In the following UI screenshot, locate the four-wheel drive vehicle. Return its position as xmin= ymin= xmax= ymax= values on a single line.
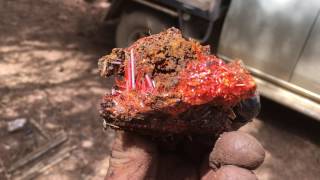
xmin=105 ymin=0 xmax=320 ymax=121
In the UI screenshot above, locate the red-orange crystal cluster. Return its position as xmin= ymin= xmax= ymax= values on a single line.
xmin=176 ymin=54 xmax=256 ymax=107
xmin=111 ymin=50 xmax=255 ymax=112
xmin=99 ymin=28 xmax=256 ymax=134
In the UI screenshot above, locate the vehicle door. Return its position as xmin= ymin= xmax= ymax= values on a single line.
xmin=217 ymin=0 xmax=320 ymax=82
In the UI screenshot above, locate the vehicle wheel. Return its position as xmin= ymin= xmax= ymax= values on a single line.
xmin=116 ymin=10 xmax=172 ymax=48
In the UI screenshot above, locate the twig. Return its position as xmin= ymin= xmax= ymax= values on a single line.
xmin=14 ymin=145 xmax=76 ymax=180
xmin=8 ymin=131 xmax=68 ymax=173
xmin=29 ymin=119 xmax=51 ymax=140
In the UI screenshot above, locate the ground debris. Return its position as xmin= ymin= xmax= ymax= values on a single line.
xmin=7 ymin=118 xmax=27 ymax=132
xmin=8 ymin=131 xmax=68 ymax=173
xmin=29 ymin=119 xmax=51 ymax=140
xmin=13 ymin=145 xmax=76 ymax=180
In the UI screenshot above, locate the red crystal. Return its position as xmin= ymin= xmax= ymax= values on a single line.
xmin=99 ymin=27 xmax=256 ymax=119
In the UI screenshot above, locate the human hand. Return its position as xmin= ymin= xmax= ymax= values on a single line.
xmin=105 ymin=130 xmax=264 ymax=180
xmin=105 ymin=95 xmax=264 ymax=180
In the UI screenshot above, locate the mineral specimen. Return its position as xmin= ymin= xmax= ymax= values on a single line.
xmin=98 ymin=28 xmax=256 ymax=136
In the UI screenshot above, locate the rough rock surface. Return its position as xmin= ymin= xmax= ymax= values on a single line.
xmin=98 ymin=28 xmax=256 ymax=136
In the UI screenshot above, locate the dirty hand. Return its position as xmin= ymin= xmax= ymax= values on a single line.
xmin=106 ymin=130 xmax=264 ymax=180
xmin=106 ymin=96 xmax=265 ymax=180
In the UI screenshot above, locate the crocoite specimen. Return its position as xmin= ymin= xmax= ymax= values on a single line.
xmin=98 ymin=28 xmax=256 ymax=135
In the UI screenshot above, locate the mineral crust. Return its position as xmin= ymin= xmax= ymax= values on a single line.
xmin=98 ymin=28 xmax=256 ymax=136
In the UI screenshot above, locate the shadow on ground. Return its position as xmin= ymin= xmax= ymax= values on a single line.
xmin=0 ymin=0 xmax=117 ymax=179
xmin=241 ymin=97 xmax=320 ymax=180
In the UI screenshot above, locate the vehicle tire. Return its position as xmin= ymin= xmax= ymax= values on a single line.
xmin=116 ymin=10 xmax=172 ymax=48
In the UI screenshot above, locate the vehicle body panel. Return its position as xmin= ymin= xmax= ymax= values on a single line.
xmin=104 ymin=0 xmax=126 ymax=20
xmin=217 ymin=0 xmax=320 ymax=120
xmin=291 ymin=12 xmax=320 ymax=94
xmin=217 ymin=0 xmax=320 ymax=81
xmin=157 ymin=0 xmax=210 ymax=19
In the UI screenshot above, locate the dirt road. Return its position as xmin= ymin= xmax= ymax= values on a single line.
xmin=0 ymin=0 xmax=115 ymax=179
xmin=243 ymin=98 xmax=320 ymax=180
xmin=0 ymin=0 xmax=319 ymax=179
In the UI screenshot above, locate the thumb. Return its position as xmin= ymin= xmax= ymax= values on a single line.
xmin=209 ymin=131 xmax=265 ymax=170
xmin=200 ymin=131 xmax=264 ymax=180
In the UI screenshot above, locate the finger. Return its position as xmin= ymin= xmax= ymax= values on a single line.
xmin=106 ymin=131 xmax=158 ymax=180
xmin=201 ymin=165 xmax=257 ymax=180
xmin=209 ymin=131 xmax=265 ymax=170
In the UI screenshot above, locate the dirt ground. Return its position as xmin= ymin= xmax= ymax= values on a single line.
xmin=0 ymin=0 xmax=115 ymax=179
xmin=0 ymin=0 xmax=319 ymax=180
xmin=242 ymin=98 xmax=320 ymax=180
